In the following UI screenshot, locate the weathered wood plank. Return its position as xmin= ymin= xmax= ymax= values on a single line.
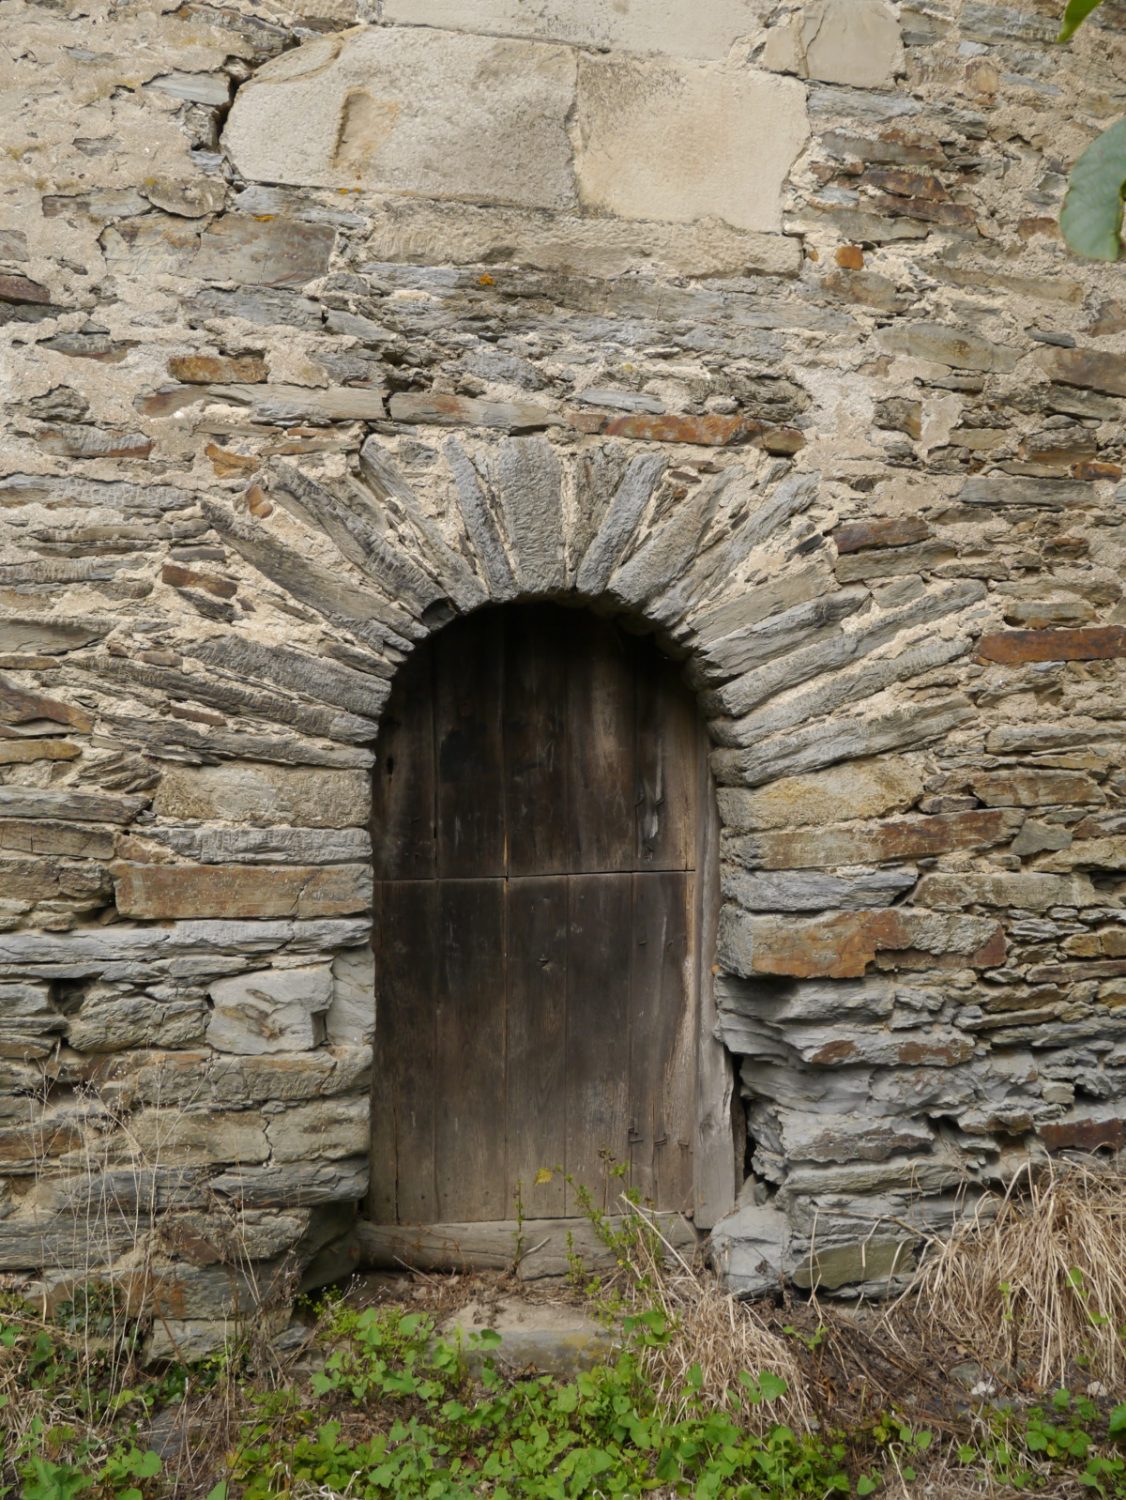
xmin=370 ymin=604 xmax=721 ymax=1229
xmin=372 ymin=645 xmax=436 ymax=881
xmin=565 ymin=874 xmax=631 ymax=1212
xmin=436 ymin=879 xmax=507 ymax=1220
xmin=693 ymin=760 xmax=739 ymax=1230
xmin=630 ymin=872 xmax=695 ymax=1213
xmin=374 ymin=881 xmax=438 ymax=1223
xmin=506 ymin=878 xmax=568 ymax=1217
xmin=435 ymin=610 xmax=505 ymax=877
xmin=503 ymin=611 xmax=570 ymax=877
xmin=566 ymin=613 xmax=636 ymax=873
xmin=636 ymin=645 xmax=697 ymax=870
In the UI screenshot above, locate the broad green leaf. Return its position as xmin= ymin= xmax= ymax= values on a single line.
xmin=757 ymin=1370 xmax=789 ymax=1402
xmin=1061 ymin=116 xmax=1126 ymax=261
xmin=1059 ymin=0 xmax=1106 ymax=42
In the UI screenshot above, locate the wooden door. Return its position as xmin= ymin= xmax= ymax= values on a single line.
xmin=369 ymin=604 xmax=725 ymax=1228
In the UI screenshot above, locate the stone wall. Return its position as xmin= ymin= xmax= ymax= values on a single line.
xmin=1 ymin=0 xmax=1125 ymax=1336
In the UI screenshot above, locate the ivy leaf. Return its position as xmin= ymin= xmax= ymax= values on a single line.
xmin=1061 ymin=117 xmax=1126 ymax=261
xmin=1059 ymin=0 xmax=1106 ymax=42
xmin=1109 ymin=1403 xmax=1126 ymax=1437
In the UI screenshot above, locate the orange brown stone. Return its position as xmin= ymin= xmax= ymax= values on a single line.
xmin=832 ymin=515 xmax=932 ymax=554
xmin=977 ymin=626 xmax=1126 ymax=664
xmin=161 ymin=562 xmax=238 ymax=599
xmin=168 ymin=353 xmax=267 ymax=384
xmin=749 ymin=909 xmax=1005 ymax=980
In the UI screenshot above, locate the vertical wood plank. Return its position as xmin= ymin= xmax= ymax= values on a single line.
xmin=504 ymin=609 xmax=571 ymax=878
xmin=374 ymin=881 xmax=439 ymax=1223
xmin=636 ymin=647 xmax=698 ymax=872
xmin=371 ymin=645 xmax=436 ymax=881
xmin=506 ymin=877 xmax=568 ymax=1217
xmin=565 ymin=874 xmax=632 ymax=1212
xmin=435 ymin=879 xmax=508 ymax=1221
xmin=629 ymin=872 xmax=696 ymax=1212
xmin=435 ymin=610 xmax=506 ymax=877
xmin=566 ymin=614 xmax=636 ymax=874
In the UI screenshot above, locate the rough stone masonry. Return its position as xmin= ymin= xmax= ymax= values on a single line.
xmin=0 ymin=0 xmax=1124 ymax=1348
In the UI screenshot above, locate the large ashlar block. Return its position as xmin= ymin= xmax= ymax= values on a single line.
xmin=222 ymin=28 xmax=578 ymax=209
xmin=382 ymin=0 xmax=760 ymax=61
xmin=574 ymin=56 xmax=808 ymax=232
xmin=223 ymin=25 xmax=808 ymax=234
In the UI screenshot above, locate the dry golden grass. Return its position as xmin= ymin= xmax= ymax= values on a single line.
xmin=603 ymin=1197 xmax=816 ymax=1435
xmin=893 ymin=1154 xmax=1126 ymax=1390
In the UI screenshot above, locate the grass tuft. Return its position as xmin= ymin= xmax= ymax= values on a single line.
xmin=593 ymin=1195 xmax=815 ymax=1435
xmin=894 ymin=1154 xmax=1126 ymax=1390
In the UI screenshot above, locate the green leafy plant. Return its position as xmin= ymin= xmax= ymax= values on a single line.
xmin=1057 ymin=0 xmax=1126 ymax=260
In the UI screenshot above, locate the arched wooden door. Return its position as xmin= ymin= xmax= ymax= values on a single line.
xmin=368 ymin=604 xmax=730 ymax=1235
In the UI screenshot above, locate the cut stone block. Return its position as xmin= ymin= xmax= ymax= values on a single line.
xmin=207 ymin=965 xmax=334 ymax=1054
xmin=762 ymin=0 xmax=904 ymax=88
xmin=575 ymin=56 xmax=808 ymax=232
xmin=383 ymin=0 xmax=760 ymax=61
xmin=223 ymin=28 xmax=577 ymax=210
xmin=440 ymin=1295 xmax=616 ymax=1376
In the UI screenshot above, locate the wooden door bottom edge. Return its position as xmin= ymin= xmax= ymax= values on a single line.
xmin=357 ymin=1215 xmax=700 ymax=1281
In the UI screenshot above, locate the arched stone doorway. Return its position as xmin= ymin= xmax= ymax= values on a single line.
xmin=365 ymin=603 xmax=735 ymax=1255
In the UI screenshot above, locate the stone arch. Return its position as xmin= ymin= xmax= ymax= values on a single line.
xmin=3 ymin=0 xmax=1123 ymax=1350
xmin=181 ymin=430 xmax=998 ymax=1291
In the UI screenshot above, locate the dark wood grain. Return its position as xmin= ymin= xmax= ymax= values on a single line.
xmin=506 ymin=877 xmax=568 ymax=1217
xmin=566 ymin=612 xmax=636 ymax=874
xmin=631 ymin=872 xmax=696 ymax=1212
xmin=375 ymin=880 xmax=438 ymax=1222
xmin=503 ymin=614 xmax=570 ymax=877
xmin=692 ymin=757 xmax=738 ymax=1229
xmin=565 ymin=873 xmax=632 ymax=1212
xmin=435 ymin=878 xmax=508 ymax=1220
xmin=636 ymin=647 xmax=697 ymax=871
xmin=435 ymin=609 xmax=505 ymax=878
xmin=371 ymin=646 xmax=435 ymax=881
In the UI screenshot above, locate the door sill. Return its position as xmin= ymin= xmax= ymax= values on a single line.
xmin=357 ymin=1214 xmax=699 ymax=1280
